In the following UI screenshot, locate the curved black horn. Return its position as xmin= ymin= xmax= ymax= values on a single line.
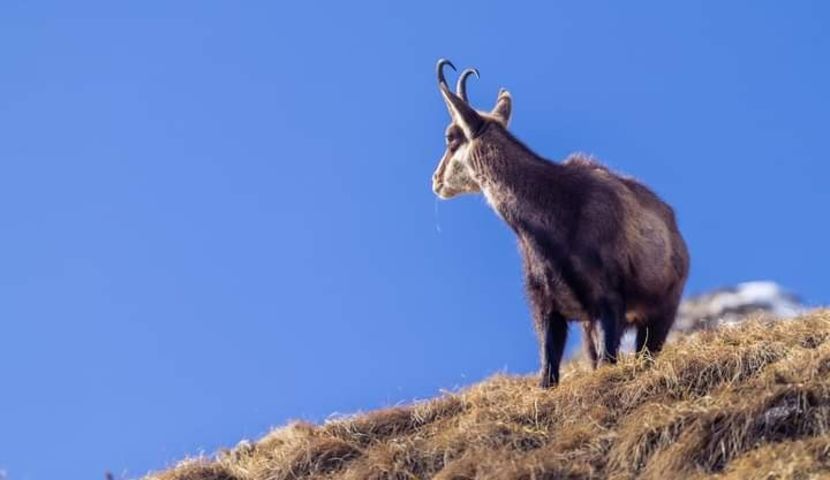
xmin=436 ymin=58 xmax=456 ymax=90
xmin=436 ymin=59 xmax=484 ymax=137
xmin=456 ymin=68 xmax=480 ymax=103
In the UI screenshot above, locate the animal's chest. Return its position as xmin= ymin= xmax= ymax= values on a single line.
xmin=520 ymin=238 xmax=589 ymax=321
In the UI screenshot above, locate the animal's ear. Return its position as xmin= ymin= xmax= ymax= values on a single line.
xmin=491 ymin=88 xmax=512 ymax=127
xmin=440 ymin=86 xmax=485 ymax=139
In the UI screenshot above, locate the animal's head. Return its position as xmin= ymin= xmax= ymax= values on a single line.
xmin=432 ymin=59 xmax=513 ymax=199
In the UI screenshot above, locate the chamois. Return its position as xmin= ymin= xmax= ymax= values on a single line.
xmin=431 ymin=59 xmax=690 ymax=388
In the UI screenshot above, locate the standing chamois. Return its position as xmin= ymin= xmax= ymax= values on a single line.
xmin=431 ymin=59 xmax=690 ymax=388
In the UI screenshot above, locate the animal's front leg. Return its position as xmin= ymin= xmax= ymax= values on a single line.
xmin=598 ymin=302 xmax=623 ymax=365
xmin=539 ymin=312 xmax=568 ymax=388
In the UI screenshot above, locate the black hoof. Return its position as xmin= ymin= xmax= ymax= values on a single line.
xmin=539 ymin=372 xmax=557 ymax=389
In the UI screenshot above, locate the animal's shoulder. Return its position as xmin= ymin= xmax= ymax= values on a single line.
xmin=562 ymin=153 xmax=608 ymax=172
xmin=561 ymin=153 xmax=672 ymax=212
xmin=562 ymin=153 xmax=653 ymax=194
xmin=560 ymin=153 xmax=626 ymax=191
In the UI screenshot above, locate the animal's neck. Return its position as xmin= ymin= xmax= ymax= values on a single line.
xmin=470 ymin=131 xmax=564 ymax=234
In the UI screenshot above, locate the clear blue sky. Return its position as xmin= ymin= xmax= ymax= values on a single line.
xmin=1 ymin=1 xmax=828 ymax=478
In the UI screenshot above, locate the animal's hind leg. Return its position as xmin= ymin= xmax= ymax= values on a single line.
xmin=582 ymin=322 xmax=599 ymax=369
xmin=636 ymin=313 xmax=673 ymax=357
xmin=539 ymin=312 xmax=568 ymax=388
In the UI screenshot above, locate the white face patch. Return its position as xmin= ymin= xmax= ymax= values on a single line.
xmin=433 ymin=141 xmax=482 ymax=199
xmin=451 ymin=143 xmax=469 ymax=167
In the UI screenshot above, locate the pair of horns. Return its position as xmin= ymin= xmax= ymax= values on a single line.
xmin=437 ymin=58 xmax=494 ymax=138
xmin=436 ymin=58 xmax=512 ymax=137
xmin=436 ymin=59 xmax=479 ymax=103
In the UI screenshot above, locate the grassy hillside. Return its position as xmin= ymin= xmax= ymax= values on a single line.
xmin=149 ymin=310 xmax=830 ymax=479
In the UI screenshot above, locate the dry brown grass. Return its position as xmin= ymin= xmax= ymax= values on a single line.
xmin=147 ymin=310 xmax=830 ymax=480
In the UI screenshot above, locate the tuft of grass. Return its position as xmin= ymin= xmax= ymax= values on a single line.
xmin=147 ymin=310 xmax=830 ymax=479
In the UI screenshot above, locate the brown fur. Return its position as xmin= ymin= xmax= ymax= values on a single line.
xmin=432 ymin=61 xmax=690 ymax=387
